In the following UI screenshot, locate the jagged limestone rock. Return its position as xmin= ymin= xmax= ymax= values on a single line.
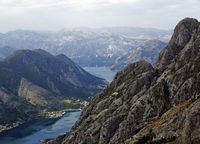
xmin=46 ymin=18 xmax=200 ymax=144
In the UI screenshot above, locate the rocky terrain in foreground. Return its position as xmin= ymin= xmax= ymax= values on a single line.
xmin=46 ymin=18 xmax=200 ymax=144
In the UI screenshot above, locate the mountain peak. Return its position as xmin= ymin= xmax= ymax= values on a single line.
xmin=1 ymin=49 xmax=105 ymax=99
xmin=56 ymin=54 xmax=72 ymax=61
xmin=0 ymin=48 xmax=106 ymax=131
xmin=33 ymin=49 xmax=52 ymax=54
xmin=172 ymin=17 xmax=199 ymax=46
xmin=3 ymin=49 xmax=53 ymax=63
xmin=47 ymin=18 xmax=200 ymax=144
xmin=156 ymin=18 xmax=199 ymax=71
xmin=176 ymin=17 xmax=199 ymax=31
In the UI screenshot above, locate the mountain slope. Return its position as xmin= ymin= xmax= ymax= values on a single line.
xmin=46 ymin=18 xmax=200 ymax=144
xmin=0 ymin=49 xmax=106 ymax=130
xmin=110 ymin=39 xmax=166 ymax=71
xmin=0 ymin=49 xmax=105 ymax=100
xmin=0 ymin=46 xmax=15 ymax=59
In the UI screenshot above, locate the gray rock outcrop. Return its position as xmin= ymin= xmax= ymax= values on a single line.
xmin=46 ymin=18 xmax=200 ymax=144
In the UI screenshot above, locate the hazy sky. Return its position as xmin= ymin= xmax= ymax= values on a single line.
xmin=0 ymin=0 xmax=200 ymax=32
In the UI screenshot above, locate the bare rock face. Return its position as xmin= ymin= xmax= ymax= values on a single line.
xmin=0 ymin=88 xmax=37 ymax=124
xmin=18 ymin=78 xmax=61 ymax=107
xmin=156 ymin=18 xmax=199 ymax=71
xmin=47 ymin=18 xmax=200 ymax=144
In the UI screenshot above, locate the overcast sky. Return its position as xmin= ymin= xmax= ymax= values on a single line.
xmin=0 ymin=0 xmax=199 ymax=32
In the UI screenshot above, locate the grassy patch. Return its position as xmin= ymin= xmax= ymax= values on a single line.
xmin=61 ymin=99 xmax=80 ymax=109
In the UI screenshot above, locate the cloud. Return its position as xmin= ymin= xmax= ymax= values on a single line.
xmin=0 ymin=0 xmax=138 ymax=8
xmin=0 ymin=0 xmax=199 ymax=32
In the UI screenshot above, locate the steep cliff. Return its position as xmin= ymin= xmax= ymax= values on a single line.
xmin=46 ymin=18 xmax=200 ymax=144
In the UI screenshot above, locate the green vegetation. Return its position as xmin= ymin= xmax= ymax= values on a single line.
xmin=38 ymin=98 xmax=81 ymax=118
xmin=61 ymin=99 xmax=81 ymax=109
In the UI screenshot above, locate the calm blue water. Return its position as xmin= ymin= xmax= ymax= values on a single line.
xmin=0 ymin=111 xmax=80 ymax=144
xmin=83 ymin=67 xmax=116 ymax=82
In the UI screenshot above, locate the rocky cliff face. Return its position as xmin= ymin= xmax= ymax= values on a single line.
xmin=47 ymin=18 xmax=200 ymax=144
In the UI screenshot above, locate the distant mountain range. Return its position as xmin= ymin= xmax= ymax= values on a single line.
xmin=0 ymin=49 xmax=105 ymax=127
xmin=110 ymin=39 xmax=166 ymax=71
xmin=0 ymin=28 xmax=171 ymax=67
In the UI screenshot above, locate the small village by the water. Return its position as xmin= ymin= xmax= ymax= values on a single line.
xmin=0 ymin=121 xmax=23 ymax=133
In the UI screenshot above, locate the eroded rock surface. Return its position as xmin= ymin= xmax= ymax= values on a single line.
xmin=47 ymin=18 xmax=200 ymax=144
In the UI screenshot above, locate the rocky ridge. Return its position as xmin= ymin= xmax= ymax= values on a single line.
xmin=46 ymin=18 xmax=200 ymax=144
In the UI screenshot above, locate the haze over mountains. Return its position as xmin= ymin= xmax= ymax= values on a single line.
xmin=110 ymin=39 xmax=166 ymax=71
xmin=0 ymin=27 xmax=171 ymax=68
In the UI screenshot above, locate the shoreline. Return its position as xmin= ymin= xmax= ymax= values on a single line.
xmin=0 ymin=111 xmax=81 ymax=144
xmin=0 ymin=109 xmax=81 ymax=134
xmin=0 ymin=121 xmax=24 ymax=133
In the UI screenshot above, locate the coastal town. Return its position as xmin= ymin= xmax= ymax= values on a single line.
xmin=0 ymin=121 xmax=23 ymax=133
xmin=43 ymin=99 xmax=88 ymax=119
xmin=45 ymin=111 xmax=66 ymax=119
xmin=0 ymin=99 xmax=87 ymax=134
